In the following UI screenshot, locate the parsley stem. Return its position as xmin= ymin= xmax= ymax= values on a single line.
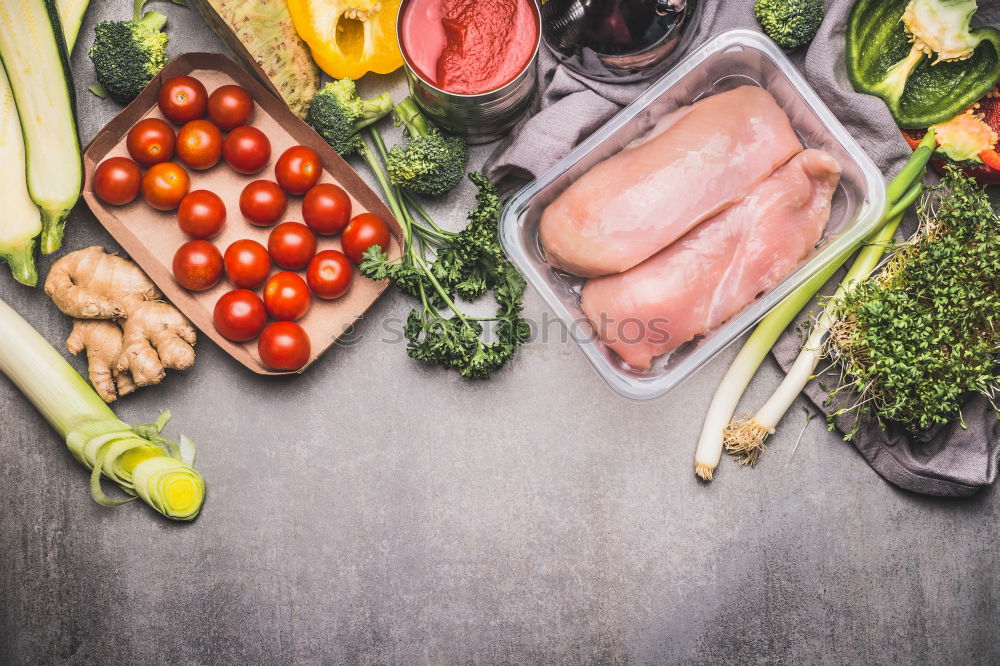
xmin=361 ymin=128 xmax=467 ymax=323
xmin=359 ymin=135 xmax=409 ymax=243
xmin=403 ymin=191 xmax=450 ymax=235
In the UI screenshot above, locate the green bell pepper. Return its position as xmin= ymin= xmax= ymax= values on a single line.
xmin=847 ymin=0 xmax=1000 ymax=128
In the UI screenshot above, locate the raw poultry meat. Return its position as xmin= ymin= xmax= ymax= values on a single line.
xmin=580 ymin=149 xmax=842 ymax=370
xmin=539 ymin=85 xmax=803 ymax=277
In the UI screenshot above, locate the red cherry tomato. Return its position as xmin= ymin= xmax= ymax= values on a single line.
xmin=126 ymin=118 xmax=175 ymax=167
xmin=207 ymin=84 xmax=254 ymax=131
xmin=267 ymin=221 xmax=317 ymax=270
xmin=213 ymin=289 xmax=268 ymax=342
xmin=223 ymin=126 xmax=271 ymax=175
xmin=141 ymin=162 xmax=190 ymax=211
xmin=224 ymin=238 xmax=271 ymax=289
xmin=93 ymin=157 xmax=142 ymax=206
xmin=274 ymin=145 xmax=321 ymax=195
xmin=172 ymin=240 xmax=223 ymax=291
xmin=239 ymin=180 xmax=287 ymax=227
xmin=341 ymin=213 xmax=391 ymax=264
xmin=306 ymin=250 xmax=353 ymax=300
xmin=258 ymin=321 xmax=311 ymax=371
xmin=177 ymin=190 xmax=226 ymax=239
xmin=157 ymin=76 xmax=208 ymax=125
xmin=302 ymin=183 xmax=352 ymax=235
xmin=263 ymin=271 xmax=311 ymax=321
xmin=175 ymin=119 xmax=223 ymax=171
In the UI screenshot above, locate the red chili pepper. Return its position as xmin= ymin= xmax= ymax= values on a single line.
xmin=901 ymin=91 xmax=1000 ymax=186
xmin=978 ymin=148 xmax=1000 ymax=171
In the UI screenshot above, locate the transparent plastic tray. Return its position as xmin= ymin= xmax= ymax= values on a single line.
xmin=499 ymin=29 xmax=887 ymax=400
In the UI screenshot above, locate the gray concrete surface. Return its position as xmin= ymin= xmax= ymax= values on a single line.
xmin=1 ymin=4 xmax=998 ymax=665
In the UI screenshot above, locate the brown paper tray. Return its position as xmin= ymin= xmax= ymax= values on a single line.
xmin=82 ymin=52 xmax=403 ymax=375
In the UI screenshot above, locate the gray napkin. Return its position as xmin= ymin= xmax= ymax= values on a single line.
xmin=487 ymin=0 xmax=1000 ymax=496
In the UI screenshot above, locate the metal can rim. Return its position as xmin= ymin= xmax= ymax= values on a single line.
xmin=395 ymin=0 xmax=543 ymax=100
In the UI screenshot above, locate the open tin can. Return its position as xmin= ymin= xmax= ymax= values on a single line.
xmin=396 ymin=0 xmax=542 ymax=144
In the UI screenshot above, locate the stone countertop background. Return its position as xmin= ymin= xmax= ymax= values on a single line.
xmin=1 ymin=4 xmax=997 ymax=665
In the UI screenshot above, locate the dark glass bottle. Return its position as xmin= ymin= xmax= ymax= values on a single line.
xmin=542 ymin=0 xmax=698 ymax=82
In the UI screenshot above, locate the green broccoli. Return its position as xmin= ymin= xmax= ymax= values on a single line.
xmin=88 ymin=0 xmax=171 ymax=104
xmin=386 ymin=97 xmax=469 ymax=197
xmin=306 ymin=79 xmax=394 ymax=156
xmin=754 ymin=0 xmax=824 ymax=50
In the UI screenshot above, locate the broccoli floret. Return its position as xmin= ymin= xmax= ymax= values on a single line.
xmin=754 ymin=0 xmax=824 ymax=50
xmin=307 ymin=78 xmax=394 ymax=156
xmin=386 ymin=97 xmax=468 ymax=197
xmin=88 ymin=0 xmax=170 ymax=104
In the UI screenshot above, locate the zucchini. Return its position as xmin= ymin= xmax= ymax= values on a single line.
xmin=57 ymin=0 xmax=90 ymax=51
xmin=0 ymin=0 xmax=81 ymax=255
xmin=0 ymin=63 xmax=41 ymax=286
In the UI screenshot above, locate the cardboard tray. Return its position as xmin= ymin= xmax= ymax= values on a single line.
xmin=82 ymin=52 xmax=403 ymax=375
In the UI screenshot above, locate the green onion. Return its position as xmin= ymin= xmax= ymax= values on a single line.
xmin=694 ymin=130 xmax=937 ymax=479
xmin=0 ymin=297 xmax=205 ymax=520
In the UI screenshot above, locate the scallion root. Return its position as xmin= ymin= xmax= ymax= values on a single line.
xmin=723 ymin=417 xmax=772 ymax=466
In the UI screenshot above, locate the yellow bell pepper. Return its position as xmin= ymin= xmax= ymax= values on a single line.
xmin=287 ymin=0 xmax=404 ymax=80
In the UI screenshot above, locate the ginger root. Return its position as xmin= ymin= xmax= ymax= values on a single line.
xmin=45 ymin=246 xmax=161 ymax=319
xmin=118 ymin=301 xmax=197 ymax=386
xmin=45 ymin=247 xmax=196 ymax=402
xmin=67 ymin=320 xmax=136 ymax=402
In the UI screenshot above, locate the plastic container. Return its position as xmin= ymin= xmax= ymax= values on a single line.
xmin=498 ymin=29 xmax=887 ymax=400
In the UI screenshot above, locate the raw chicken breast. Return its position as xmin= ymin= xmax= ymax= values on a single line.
xmin=539 ymin=85 xmax=804 ymax=277
xmin=581 ymin=149 xmax=842 ymax=371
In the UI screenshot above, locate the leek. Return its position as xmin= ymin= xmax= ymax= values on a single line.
xmin=694 ymin=130 xmax=937 ymax=479
xmin=0 ymin=297 xmax=205 ymax=520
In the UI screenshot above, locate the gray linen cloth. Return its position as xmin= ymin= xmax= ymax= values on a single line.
xmin=485 ymin=0 xmax=1000 ymax=496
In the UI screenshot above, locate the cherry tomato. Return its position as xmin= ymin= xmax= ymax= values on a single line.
xmin=263 ymin=271 xmax=311 ymax=321
xmin=141 ymin=162 xmax=190 ymax=211
xmin=213 ymin=289 xmax=267 ymax=342
xmin=207 ymin=84 xmax=254 ymax=131
xmin=224 ymin=239 xmax=271 ymax=289
xmin=173 ymin=240 xmax=223 ymax=291
xmin=239 ymin=180 xmax=287 ymax=227
xmin=93 ymin=157 xmax=142 ymax=206
xmin=258 ymin=321 xmax=311 ymax=371
xmin=267 ymin=221 xmax=317 ymax=270
xmin=306 ymin=250 xmax=353 ymax=300
xmin=175 ymin=119 xmax=223 ymax=171
xmin=341 ymin=213 xmax=391 ymax=264
xmin=274 ymin=145 xmax=321 ymax=195
xmin=126 ymin=118 xmax=175 ymax=167
xmin=177 ymin=190 xmax=226 ymax=239
xmin=302 ymin=183 xmax=352 ymax=235
xmin=158 ymin=76 xmax=208 ymax=125
xmin=223 ymin=126 xmax=271 ymax=175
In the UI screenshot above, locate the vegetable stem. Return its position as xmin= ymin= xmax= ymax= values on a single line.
xmin=725 ymin=208 xmax=909 ymax=462
xmin=394 ymin=97 xmax=429 ymax=137
xmin=695 ymin=131 xmax=937 ymax=479
xmin=0 ymin=297 xmax=204 ymax=519
xmin=404 ymin=191 xmax=449 ymax=235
